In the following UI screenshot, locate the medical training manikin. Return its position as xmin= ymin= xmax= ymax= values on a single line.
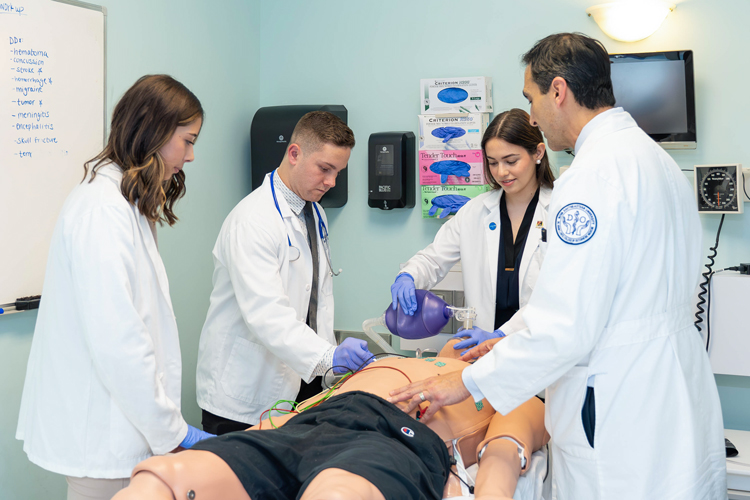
xmin=113 ymin=341 xmax=548 ymax=500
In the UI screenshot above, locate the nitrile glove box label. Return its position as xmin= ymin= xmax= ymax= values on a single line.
xmin=419 ymin=150 xmax=486 ymax=185
xmin=422 ymin=184 xmax=492 ymax=219
xmin=420 ymin=77 xmax=493 ymax=114
xmin=418 ymin=113 xmax=489 ymax=151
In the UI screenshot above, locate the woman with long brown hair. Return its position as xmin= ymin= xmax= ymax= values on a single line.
xmin=391 ymin=108 xmax=555 ymax=348
xmin=16 ymin=75 xmax=213 ymax=500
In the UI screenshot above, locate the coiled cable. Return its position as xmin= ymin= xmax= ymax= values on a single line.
xmin=694 ymin=214 xmax=725 ymax=351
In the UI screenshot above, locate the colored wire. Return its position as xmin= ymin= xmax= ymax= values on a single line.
xmin=259 ymin=353 xmax=410 ymax=429
xmin=338 ymin=364 xmax=414 ymax=388
xmin=259 ymin=399 xmax=297 ymax=430
xmin=322 ymin=352 xmax=408 ymax=388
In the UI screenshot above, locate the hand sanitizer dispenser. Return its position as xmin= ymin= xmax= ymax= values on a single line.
xmin=368 ymin=132 xmax=415 ymax=210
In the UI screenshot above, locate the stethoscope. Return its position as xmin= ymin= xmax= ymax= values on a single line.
xmin=270 ymin=170 xmax=341 ymax=277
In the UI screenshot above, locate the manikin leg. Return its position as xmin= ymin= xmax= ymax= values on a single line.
xmin=300 ymin=468 xmax=386 ymax=500
xmin=112 ymin=451 xmax=387 ymax=500
xmin=112 ymin=450 xmax=250 ymax=500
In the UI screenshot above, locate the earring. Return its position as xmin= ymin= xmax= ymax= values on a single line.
xmin=536 ymin=159 xmax=541 ymax=164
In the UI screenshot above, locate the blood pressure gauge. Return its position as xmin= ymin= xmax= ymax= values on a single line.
xmin=694 ymin=164 xmax=744 ymax=214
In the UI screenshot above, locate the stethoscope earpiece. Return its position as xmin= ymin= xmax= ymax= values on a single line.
xmin=288 ymin=246 xmax=301 ymax=262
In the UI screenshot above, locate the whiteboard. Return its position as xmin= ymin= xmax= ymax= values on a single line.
xmin=0 ymin=0 xmax=105 ymax=305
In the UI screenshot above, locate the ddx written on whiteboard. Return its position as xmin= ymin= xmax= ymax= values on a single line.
xmin=10 ymin=37 xmax=48 ymax=75
xmin=8 ymin=33 xmax=58 ymax=158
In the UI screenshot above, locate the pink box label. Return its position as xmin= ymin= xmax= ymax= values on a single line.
xmin=419 ymin=150 xmax=486 ymax=185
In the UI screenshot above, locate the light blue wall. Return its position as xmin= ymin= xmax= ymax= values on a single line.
xmin=0 ymin=0 xmax=260 ymax=498
xmin=2 ymin=0 xmax=750 ymax=498
xmin=258 ymin=0 xmax=750 ymax=430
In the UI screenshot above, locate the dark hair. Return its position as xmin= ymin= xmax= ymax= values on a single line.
xmin=290 ymin=111 xmax=355 ymax=152
xmin=84 ymin=74 xmax=204 ymax=226
xmin=522 ymin=32 xmax=615 ymax=110
xmin=481 ymin=108 xmax=555 ymax=191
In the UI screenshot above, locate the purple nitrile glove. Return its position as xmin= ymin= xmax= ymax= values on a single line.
xmin=333 ymin=337 xmax=374 ymax=374
xmin=452 ymin=327 xmax=506 ymax=354
xmin=180 ymin=425 xmax=215 ymax=449
xmin=390 ymin=273 xmax=417 ymax=316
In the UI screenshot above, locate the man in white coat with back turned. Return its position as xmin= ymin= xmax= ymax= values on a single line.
xmin=390 ymin=33 xmax=726 ymax=499
xmin=197 ymin=111 xmax=372 ymax=434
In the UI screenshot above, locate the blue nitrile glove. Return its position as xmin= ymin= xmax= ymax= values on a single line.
xmin=180 ymin=425 xmax=215 ymax=449
xmin=391 ymin=273 xmax=417 ymax=316
xmin=452 ymin=327 xmax=506 ymax=354
xmin=437 ymin=87 xmax=469 ymax=104
xmin=333 ymin=337 xmax=374 ymax=374
xmin=431 ymin=126 xmax=466 ymax=143
xmin=429 ymin=160 xmax=472 ymax=183
xmin=428 ymin=195 xmax=471 ymax=218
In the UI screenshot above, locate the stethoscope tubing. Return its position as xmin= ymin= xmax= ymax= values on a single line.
xmin=270 ymin=170 xmax=340 ymax=276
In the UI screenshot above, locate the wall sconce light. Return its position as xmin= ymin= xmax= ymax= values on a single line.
xmin=586 ymin=1 xmax=675 ymax=43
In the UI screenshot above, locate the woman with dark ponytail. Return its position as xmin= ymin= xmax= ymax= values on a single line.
xmin=392 ymin=108 xmax=554 ymax=348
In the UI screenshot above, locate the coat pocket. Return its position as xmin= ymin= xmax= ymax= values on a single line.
xmin=545 ymin=366 xmax=595 ymax=458
xmin=220 ymin=336 xmax=283 ymax=405
xmin=581 ymin=386 xmax=596 ymax=448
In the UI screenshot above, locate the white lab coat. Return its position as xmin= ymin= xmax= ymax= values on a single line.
xmin=469 ymin=109 xmax=726 ymax=499
xmin=16 ymin=164 xmax=187 ymax=478
xmin=196 ymin=173 xmax=335 ymax=425
xmin=401 ymin=186 xmax=552 ymax=333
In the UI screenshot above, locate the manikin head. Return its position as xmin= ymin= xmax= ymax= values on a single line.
xmin=277 ymin=111 xmax=355 ymax=203
xmin=521 ymin=33 xmax=615 ymax=151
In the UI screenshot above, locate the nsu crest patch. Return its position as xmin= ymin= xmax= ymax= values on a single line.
xmin=555 ymin=203 xmax=597 ymax=245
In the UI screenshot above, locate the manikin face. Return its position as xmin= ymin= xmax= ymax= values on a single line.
xmin=287 ymin=142 xmax=350 ymax=202
xmin=484 ymin=138 xmax=543 ymax=198
xmin=159 ymin=118 xmax=202 ymax=181
xmin=523 ymin=66 xmax=567 ymax=152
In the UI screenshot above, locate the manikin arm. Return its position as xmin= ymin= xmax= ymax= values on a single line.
xmin=438 ymin=339 xmax=549 ymax=500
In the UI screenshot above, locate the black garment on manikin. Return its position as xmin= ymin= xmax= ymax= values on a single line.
xmin=494 ymin=188 xmax=540 ymax=330
xmin=193 ymin=391 xmax=452 ymax=500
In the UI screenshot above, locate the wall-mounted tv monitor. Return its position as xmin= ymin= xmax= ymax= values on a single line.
xmin=609 ymin=50 xmax=696 ymax=149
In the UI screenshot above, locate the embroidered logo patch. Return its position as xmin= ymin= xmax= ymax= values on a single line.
xmin=555 ymin=203 xmax=597 ymax=245
xmin=401 ymin=427 xmax=415 ymax=438
xmin=475 ymin=401 xmax=484 ymax=411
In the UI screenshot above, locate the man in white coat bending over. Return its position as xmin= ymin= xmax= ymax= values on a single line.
xmin=197 ymin=111 xmax=372 ymax=434
xmin=390 ymin=33 xmax=726 ymax=499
